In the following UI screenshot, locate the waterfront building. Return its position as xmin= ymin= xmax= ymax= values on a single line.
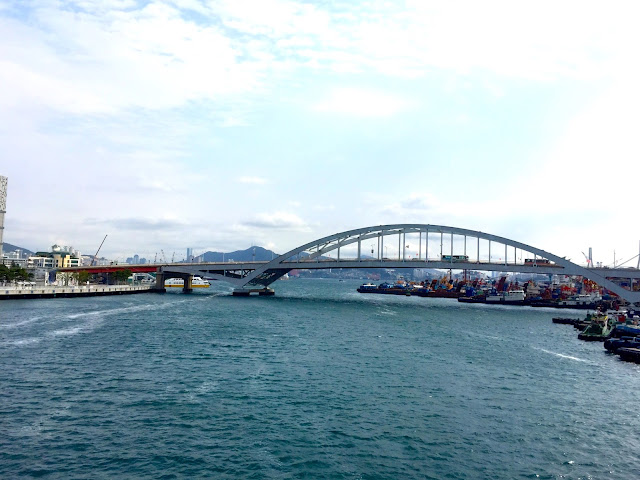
xmin=28 ymin=245 xmax=81 ymax=269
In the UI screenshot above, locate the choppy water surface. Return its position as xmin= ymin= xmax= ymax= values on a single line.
xmin=1 ymin=279 xmax=639 ymax=479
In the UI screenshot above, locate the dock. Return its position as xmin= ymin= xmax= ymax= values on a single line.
xmin=0 ymin=285 xmax=154 ymax=300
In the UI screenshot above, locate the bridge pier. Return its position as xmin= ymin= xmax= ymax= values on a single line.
xmin=232 ymin=287 xmax=275 ymax=297
xmin=154 ymin=272 xmax=166 ymax=293
xmin=183 ymin=275 xmax=193 ymax=294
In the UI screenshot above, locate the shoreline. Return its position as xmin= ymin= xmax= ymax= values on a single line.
xmin=0 ymin=284 xmax=156 ymax=300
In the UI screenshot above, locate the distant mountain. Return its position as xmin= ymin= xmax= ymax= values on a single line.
xmin=2 ymin=243 xmax=34 ymax=256
xmin=200 ymin=246 xmax=279 ymax=262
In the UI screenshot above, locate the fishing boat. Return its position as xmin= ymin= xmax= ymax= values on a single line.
xmin=164 ymin=276 xmax=210 ymax=288
xmin=485 ymin=289 xmax=525 ymax=304
xmin=558 ymin=293 xmax=602 ymax=308
xmin=357 ymin=282 xmax=410 ymax=295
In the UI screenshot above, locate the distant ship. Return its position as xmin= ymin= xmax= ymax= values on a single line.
xmin=165 ymin=276 xmax=210 ymax=288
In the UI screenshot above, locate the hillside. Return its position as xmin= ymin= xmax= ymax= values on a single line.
xmin=2 ymin=243 xmax=34 ymax=256
xmin=200 ymin=246 xmax=279 ymax=262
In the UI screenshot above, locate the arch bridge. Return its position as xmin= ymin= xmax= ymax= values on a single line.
xmin=158 ymin=224 xmax=640 ymax=304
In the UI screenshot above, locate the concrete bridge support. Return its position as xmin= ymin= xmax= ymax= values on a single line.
xmin=183 ymin=275 xmax=193 ymax=294
xmin=154 ymin=272 xmax=166 ymax=292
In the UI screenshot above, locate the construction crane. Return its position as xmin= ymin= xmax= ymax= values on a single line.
xmin=171 ymin=252 xmax=175 ymax=263
xmin=91 ymin=235 xmax=108 ymax=266
xmin=160 ymin=249 xmax=167 ymax=263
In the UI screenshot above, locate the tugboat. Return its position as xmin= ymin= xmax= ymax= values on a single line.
xmin=357 ymin=283 xmax=378 ymax=293
xmin=578 ymin=313 xmax=615 ymax=341
xmin=357 ymin=282 xmax=411 ymax=295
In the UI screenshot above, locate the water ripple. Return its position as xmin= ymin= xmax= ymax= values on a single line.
xmin=1 ymin=281 xmax=639 ymax=479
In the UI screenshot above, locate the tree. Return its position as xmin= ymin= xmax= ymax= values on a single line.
xmin=0 ymin=264 xmax=10 ymax=283
xmin=78 ymin=271 xmax=90 ymax=284
xmin=113 ymin=269 xmax=132 ymax=285
xmin=10 ymin=264 xmax=31 ymax=282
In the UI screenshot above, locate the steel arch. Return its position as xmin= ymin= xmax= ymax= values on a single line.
xmin=237 ymin=224 xmax=640 ymax=303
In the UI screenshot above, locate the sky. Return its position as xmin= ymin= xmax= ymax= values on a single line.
xmin=1 ymin=0 xmax=640 ymax=266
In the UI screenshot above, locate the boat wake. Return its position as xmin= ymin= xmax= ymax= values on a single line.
xmin=2 ymin=299 xmax=192 ymax=348
xmin=0 ymin=316 xmax=46 ymax=330
xmin=535 ymin=347 xmax=592 ymax=363
xmin=65 ymin=299 xmax=190 ymax=319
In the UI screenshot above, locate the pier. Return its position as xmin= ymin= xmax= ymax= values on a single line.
xmin=0 ymin=284 xmax=153 ymax=300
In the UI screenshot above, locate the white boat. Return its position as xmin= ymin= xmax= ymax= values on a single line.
xmin=558 ymin=293 xmax=602 ymax=306
xmin=165 ymin=276 xmax=210 ymax=288
xmin=524 ymin=282 xmax=541 ymax=298
xmin=486 ymin=289 xmax=525 ymax=304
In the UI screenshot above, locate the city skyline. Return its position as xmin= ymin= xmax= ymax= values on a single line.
xmin=1 ymin=1 xmax=639 ymax=266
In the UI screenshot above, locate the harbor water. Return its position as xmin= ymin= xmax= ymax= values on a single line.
xmin=1 ymin=279 xmax=639 ymax=479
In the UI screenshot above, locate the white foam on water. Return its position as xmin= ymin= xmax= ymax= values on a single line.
xmin=535 ymin=347 xmax=592 ymax=363
xmin=49 ymin=326 xmax=85 ymax=337
xmin=2 ymin=337 xmax=41 ymax=346
xmin=473 ymin=333 xmax=502 ymax=341
xmin=65 ymin=299 xmax=190 ymax=319
xmin=3 ymin=298 xmax=190 ymax=347
xmin=0 ymin=316 xmax=46 ymax=329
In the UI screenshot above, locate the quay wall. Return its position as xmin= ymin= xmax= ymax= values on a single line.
xmin=0 ymin=284 xmax=155 ymax=300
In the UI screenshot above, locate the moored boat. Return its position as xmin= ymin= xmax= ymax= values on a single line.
xmin=558 ymin=293 xmax=602 ymax=308
xmin=485 ymin=289 xmax=525 ymax=305
xmin=578 ymin=313 xmax=614 ymax=341
xmin=616 ymin=347 xmax=640 ymax=363
xmin=552 ymin=317 xmax=580 ymax=325
xmin=604 ymin=336 xmax=640 ymax=353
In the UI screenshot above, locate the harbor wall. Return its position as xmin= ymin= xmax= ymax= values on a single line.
xmin=0 ymin=284 xmax=154 ymax=300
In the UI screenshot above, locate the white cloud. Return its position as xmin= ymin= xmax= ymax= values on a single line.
xmin=0 ymin=1 xmax=261 ymax=115
xmin=1 ymin=0 xmax=634 ymax=122
xmin=314 ymin=87 xmax=410 ymax=117
xmin=3 ymin=0 xmax=640 ymax=262
xmin=242 ymin=211 xmax=310 ymax=231
xmin=237 ymin=176 xmax=268 ymax=185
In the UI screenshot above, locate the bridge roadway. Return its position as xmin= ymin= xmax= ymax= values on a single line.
xmin=61 ymin=224 xmax=640 ymax=304
xmin=160 ymin=259 xmax=640 ymax=280
xmin=157 ymin=258 xmax=640 ymax=298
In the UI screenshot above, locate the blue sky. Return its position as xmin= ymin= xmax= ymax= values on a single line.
xmin=1 ymin=0 xmax=639 ymax=266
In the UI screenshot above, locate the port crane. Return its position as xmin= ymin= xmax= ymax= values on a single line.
xmin=91 ymin=235 xmax=108 ymax=266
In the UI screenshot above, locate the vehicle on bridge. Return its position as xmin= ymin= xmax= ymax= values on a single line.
xmin=441 ymin=255 xmax=469 ymax=262
xmin=525 ymin=258 xmax=553 ymax=266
